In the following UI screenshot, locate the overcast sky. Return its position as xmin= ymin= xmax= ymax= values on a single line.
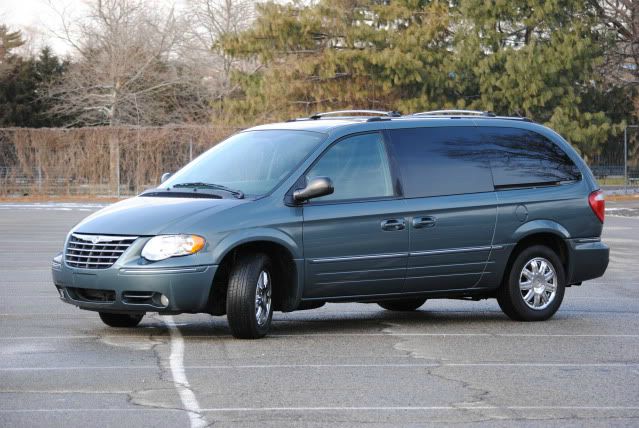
xmin=0 ymin=0 xmax=79 ymax=55
xmin=0 ymin=0 xmax=183 ymax=56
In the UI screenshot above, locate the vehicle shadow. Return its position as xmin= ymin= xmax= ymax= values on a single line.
xmin=101 ymin=306 xmax=576 ymax=339
xmin=151 ymin=309 xmax=520 ymax=338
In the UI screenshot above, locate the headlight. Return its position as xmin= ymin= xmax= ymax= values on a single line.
xmin=141 ymin=235 xmax=206 ymax=261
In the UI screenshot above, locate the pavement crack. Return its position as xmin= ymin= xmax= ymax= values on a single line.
xmin=381 ymin=321 xmax=500 ymax=421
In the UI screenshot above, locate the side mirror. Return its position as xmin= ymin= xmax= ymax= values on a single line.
xmin=293 ymin=177 xmax=334 ymax=203
xmin=160 ymin=172 xmax=172 ymax=184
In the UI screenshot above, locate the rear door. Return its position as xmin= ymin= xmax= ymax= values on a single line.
xmin=302 ymin=132 xmax=409 ymax=299
xmin=386 ymin=126 xmax=498 ymax=292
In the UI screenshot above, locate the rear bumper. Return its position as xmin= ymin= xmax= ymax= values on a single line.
xmin=52 ymin=261 xmax=217 ymax=314
xmin=566 ymin=238 xmax=609 ymax=284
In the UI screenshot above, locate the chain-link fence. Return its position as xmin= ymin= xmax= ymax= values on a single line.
xmin=588 ymin=126 xmax=639 ymax=193
xmin=0 ymin=125 xmax=638 ymax=198
xmin=0 ymin=126 xmax=239 ymax=197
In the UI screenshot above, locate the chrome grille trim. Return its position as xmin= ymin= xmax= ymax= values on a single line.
xmin=65 ymin=233 xmax=138 ymax=269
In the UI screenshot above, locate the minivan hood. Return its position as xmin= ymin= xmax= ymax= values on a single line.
xmin=73 ymin=196 xmax=245 ymax=236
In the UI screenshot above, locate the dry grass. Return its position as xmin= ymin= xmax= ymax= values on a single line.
xmin=0 ymin=126 xmax=239 ymax=197
xmin=606 ymin=193 xmax=639 ymax=202
xmin=0 ymin=195 xmax=122 ymax=203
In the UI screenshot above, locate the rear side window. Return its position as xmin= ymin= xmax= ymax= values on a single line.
xmin=480 ymin=127 xmax=581 ymax=187
xmin=387 ymin=127 xmax=494 ymax=198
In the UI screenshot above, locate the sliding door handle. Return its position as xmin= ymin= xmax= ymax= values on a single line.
xmin=381 ymin=219 xmax=406 ymax=231
xmin=412 ymin=216 xmax=437 ymax=228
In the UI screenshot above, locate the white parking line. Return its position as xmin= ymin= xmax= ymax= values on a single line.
xmin=162 ymin=315 xmax=207 ymax=428
xmin=2 ymin=362 xmax=638 ymax=371
xmin=0 ymin=331 xmax=639 ymax=341
xmin=2 ymin=332 xmax=639 ymax=340
xmin=1 ymin=405 xmax=639 ymax=413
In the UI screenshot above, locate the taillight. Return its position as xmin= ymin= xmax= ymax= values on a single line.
xmin=588 ymin=190 xmax=605 ymax=223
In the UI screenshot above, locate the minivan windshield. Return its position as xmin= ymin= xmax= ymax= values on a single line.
xmin=162 ymin=130 xmax=325 ymax=197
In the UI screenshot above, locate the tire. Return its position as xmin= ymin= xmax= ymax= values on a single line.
xmin=226 ymin=253 xmax=273 ymax=339
xmin=378 ymin=298 xmax=427 ymax=311
xmin=98 ymin=312 xmax=144 ymax=328
xmin=497 ymin=245 xmax=566 ymax=321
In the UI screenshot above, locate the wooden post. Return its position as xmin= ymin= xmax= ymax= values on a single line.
xmin=109 ymin=133 xmax=120 ymax=197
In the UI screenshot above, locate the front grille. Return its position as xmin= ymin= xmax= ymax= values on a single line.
xmin=65 ymin=234 xmax=137 ymax=269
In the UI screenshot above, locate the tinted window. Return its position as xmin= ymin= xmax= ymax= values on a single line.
xmin=307 ymin=132 xmax=393 ymax=202
xmin=480 ymin=127 xmax=581 ymax=187
xmin=388 ymin=127 xmax=494 ymax=198
xmin=163 ymin=130 xmax=324 ymax=196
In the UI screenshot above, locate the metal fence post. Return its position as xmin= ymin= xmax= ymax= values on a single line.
xmin=625 ymin=125 xmax=639 ymax=194
xmin=117 ymin=150 xmax=121 ymax=198
xmin=625 ymin=126 xmax=628 ymax=194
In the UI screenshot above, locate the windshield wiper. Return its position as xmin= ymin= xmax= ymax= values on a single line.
xmin=172 ymin=182 xmax=244 ymax=199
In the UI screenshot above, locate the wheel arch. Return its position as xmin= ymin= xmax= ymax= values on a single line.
xmin=207 ymin=230 xmax=303 ymax=314
xmin=502 ymin=230 xmax=570 ymax=286
xmin=511 ymin=219 xmax=571 ymax=242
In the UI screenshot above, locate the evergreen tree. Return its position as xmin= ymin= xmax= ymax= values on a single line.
xmin=0 ymin=47 xmax=68 ymax=127
xmin=220 ymin=0 xmax=622 ymax=156
xmin=455 ymin=0 xmax=621 ymax=155
xmin=0 ymin=25 xmax=24 ymax=65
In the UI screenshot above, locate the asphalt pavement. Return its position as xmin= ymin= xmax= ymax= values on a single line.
xmin=1 ymin=201 xmax=638 ymax=427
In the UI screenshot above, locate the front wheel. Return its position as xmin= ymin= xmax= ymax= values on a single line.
xmin=98 ymin=312 xmax=144 ymax=328
xmin=497 ymin=245 xmax=565 ymax=321
xmin=226 ymin=253 xmax=273 ymax=339
xmin=378 ymin=298 xmax=427 ymax=311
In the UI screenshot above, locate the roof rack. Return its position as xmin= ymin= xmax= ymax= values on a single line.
xmin=412 ymin=110 xmax=496 ymax=117
xmin=309 ymin=110 xmax=402 ymax=120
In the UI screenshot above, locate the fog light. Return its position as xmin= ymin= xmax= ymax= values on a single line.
xmin=160 ymin=294 xmax=169 ymax=306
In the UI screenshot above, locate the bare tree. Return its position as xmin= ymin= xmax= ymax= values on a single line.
xmin=46 ymin=0 xmax=191 ymax=127
xmin=45 ymin=0 xmax=217 ymax=192
xmin=182 ymin=0 xmax=256 ymax=102
xmin=591 ymin=1 xmax=639 ymax=87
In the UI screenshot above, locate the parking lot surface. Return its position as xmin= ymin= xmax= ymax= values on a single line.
xmin=1 ymin=201 xmax=638 ymax=427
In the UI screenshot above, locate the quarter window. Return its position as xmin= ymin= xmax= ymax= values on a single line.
xmin=480 ymin=127 xmax=581 ymax=187
xmin=306 ymin=132 xmax=394 ymax=202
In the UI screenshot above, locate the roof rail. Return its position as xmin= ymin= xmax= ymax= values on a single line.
xmin=412 ymin=110 xmax=496 ymax=117
xmin=309 ymin=110 xmax=402 ymax=120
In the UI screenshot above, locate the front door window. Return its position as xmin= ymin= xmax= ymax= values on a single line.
xmin=306 ymin=133 xmax=393 ymax=202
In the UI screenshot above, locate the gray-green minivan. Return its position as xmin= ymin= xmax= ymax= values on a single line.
xmin=52 ymin=110 xmax=609 ymax=338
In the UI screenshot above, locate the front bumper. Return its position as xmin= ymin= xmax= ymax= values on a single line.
xmin=566 ymin=238 xmax=609 ymax=284
xmin=52 ymin=260 xmax=217 ymax=314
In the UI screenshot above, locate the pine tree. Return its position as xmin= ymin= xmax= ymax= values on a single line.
xmin=0 ymin=24 xmax=24 ymax=65
xmin=0 ymin=47 xmax=68 ymax=127
xmin=219 ymin=0 xmax=622 ymax=156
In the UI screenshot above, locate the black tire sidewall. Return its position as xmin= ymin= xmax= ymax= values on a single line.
xmin=98 ymin=312 xmax=143 ymax=328
xmin=226 ymin=254 xmax=273 ymax=339
xmin=504 ymin=245 xmax=566 ymax=321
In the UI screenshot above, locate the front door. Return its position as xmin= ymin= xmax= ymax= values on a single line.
xmin=302 ymin=132 xmax=409 ymax=299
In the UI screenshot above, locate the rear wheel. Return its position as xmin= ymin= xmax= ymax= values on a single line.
xmin=378 ymin=298 xmax=426 ymax=311
xmin=226 ymin=253 xmax=273 ymax=339
xmin=497 ymin=245 xmax=565 ymax=321
xmin=98 ymin=312 xmax=144 ymax=328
